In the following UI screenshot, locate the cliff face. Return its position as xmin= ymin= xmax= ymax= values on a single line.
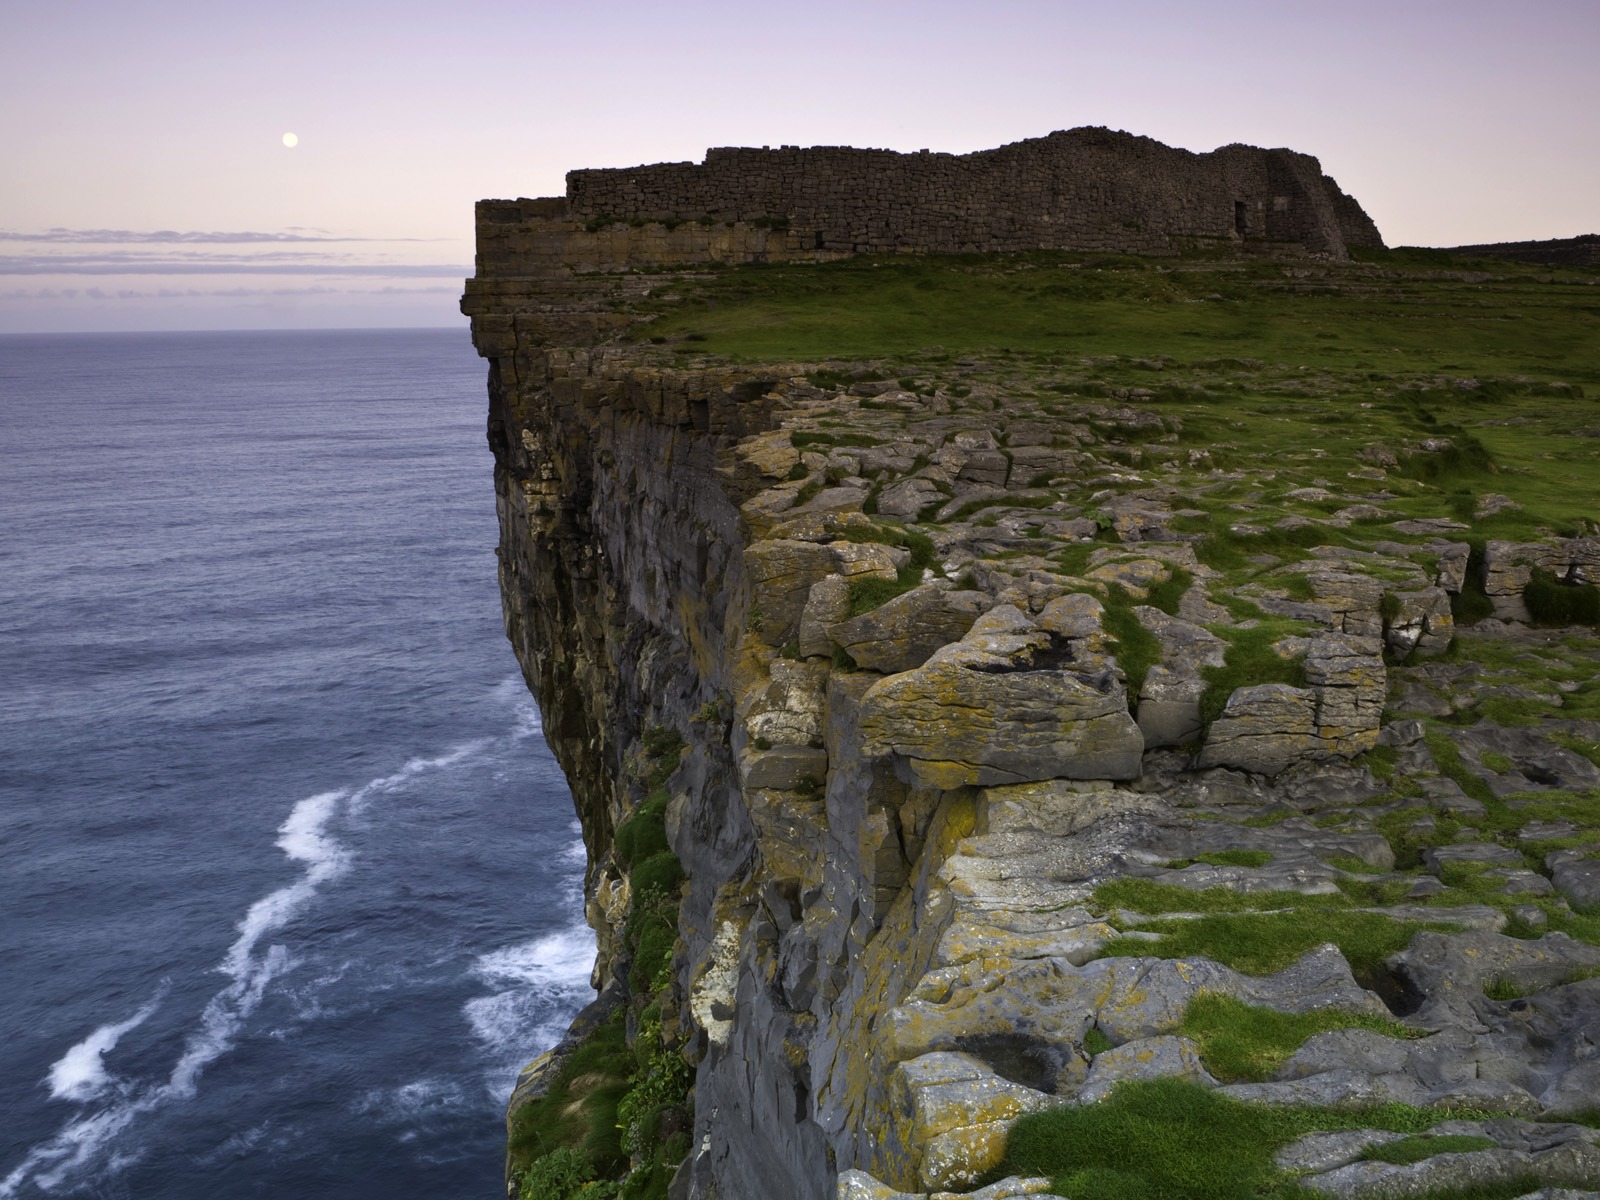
xmin=465 ymin=135 xmax=1600 ymax=1200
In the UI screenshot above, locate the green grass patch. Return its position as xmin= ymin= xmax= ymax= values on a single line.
xmin=1194 ymin=849 xmax=1273 ymax=869
xmin=1357 ymin=743 xmax=1400 ymax=781
xmin=1179 ymin=992 xmax=1421 ymax=1083
xmin=508 ymin=1009 xmax=632 ymax=1185
xmin=1098 ymin=909 xmax=1441 ymax=977
xmin=1145 ymin=566 xmax=1194 ymax=616
xmin=1360 ymin=1134 xmax=1497 ymax=1165
xmin=1100 ymin=587 xmax=1163 ymax=706
xmin=1199 ymin=623 xmax=1312 ymax=727
xmin=1478 ymin=750 xmax=1513 ymax=774
xmin=1093 ymin=877 xmax=1350 ymax=916
xmin=1483 ymin=974 xmax=1535 ymax=1001
xmin=789 ymin=429 xmax=883 ymax=449
xmin=844 ymin=525 xmax=940 ymax=616
xmin=1423 ymin=730 xmax=1500 ymax=812
xmin=1525 ymin=567 xmax=1600 ymax=627
xmin=991 ymin=1077 xmax=1505 ymax=1200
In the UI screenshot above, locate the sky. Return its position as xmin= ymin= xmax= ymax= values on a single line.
xmin=1 ymin=0 xmax=1596 ymax=333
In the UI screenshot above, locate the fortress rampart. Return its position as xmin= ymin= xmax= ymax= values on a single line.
xmin=472 ymin=127 xmax=1383 ymax=280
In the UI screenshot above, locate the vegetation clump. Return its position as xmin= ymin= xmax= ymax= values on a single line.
xmin=991 ymin=1078 xmax=1502 ymax=1200
xmin=510 ymin=730 xmax=693 ymax=1199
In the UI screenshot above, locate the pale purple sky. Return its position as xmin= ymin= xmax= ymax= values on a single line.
xmin=2 ymin=0 xmax=1596 ymax=332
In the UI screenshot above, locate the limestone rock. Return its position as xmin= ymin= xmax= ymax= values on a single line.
xmin=1198 ymin=634 xmax=1383 ymax=775
xmin=1133 ymin=606 xmax=1227 ymax=748
xmin=800 ymin=576 xmax=854 ymax=658
xmin=859 ymin=605 xmax=1143 ymax=788
xmin=1547 ymin=850 xmax=1600 ymax=910
xmin=830 ymin=586 xmax=987 ymax=674
xmin=740 ymin=658 xmax=830 ymax=747
xmin=1275 ymin=1129 xmax=1408 ymax=1174
xmin=1299 ymin=1141 xmax=1600 ymax=1197
xmin=1196 ymin=683 xmax=1319 ymax=775
xmin=745 ymin=538 xmax=840 ymax=644
xmin=1076 ymin=1034 xmax=1217 ymax=1103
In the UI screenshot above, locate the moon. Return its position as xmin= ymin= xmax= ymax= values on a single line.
xmin=282 ymin=132 xmax=299 ymax=149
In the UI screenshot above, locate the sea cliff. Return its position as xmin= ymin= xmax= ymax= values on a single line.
xmin=463 ymin=131 xmax=1600 ymax=1200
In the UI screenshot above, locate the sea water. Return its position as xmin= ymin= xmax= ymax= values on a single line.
xmin=0 ymin=329 xmax=591 ymax=1198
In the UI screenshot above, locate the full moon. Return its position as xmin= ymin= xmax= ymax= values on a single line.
xmin=282 ymin=132 xmax=298 ymax=148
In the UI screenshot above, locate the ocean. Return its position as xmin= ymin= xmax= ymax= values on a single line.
xmin=0 ymin=329 xmax=592 ymax=1199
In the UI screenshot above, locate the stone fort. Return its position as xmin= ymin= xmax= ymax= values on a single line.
xmin=472 ymin=126 xmax=1384 ymax=280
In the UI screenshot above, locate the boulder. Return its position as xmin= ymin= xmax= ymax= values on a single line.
xmin=830 ymin=586 xmax=988 ymax=674
xmin=1133 ymin=606 xmax=1227 ymax=748
xmin=1075 ymin=1034 xmax=1217 ymax=1103
xmin=859 ymin=605 xmax=1143 ymax=788
xmin=1547 ymin=849 xmax=1600 ymax=910
xmin=1198 ymin=634 xmax=1384 ymax=775
xmin=1196 ymin=683 xmax=1319 ymax=776
xmin=800 ymin=576 xmax=854 ymax=658
xmin=744 ymin=539 xmax=839 ymax=644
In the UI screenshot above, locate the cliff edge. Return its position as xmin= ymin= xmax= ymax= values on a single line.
xmin=462 ymin=131 xmax=1600 ymax=1200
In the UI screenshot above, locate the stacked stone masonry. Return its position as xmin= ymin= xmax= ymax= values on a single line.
xmin=474 ymin=127 xmax=1383 ymax=279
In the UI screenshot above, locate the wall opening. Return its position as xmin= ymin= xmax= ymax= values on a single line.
xmin=1234 ymin=201 xmax=1248 ymax=237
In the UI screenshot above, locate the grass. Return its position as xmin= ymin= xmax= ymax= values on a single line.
xmin=844 ymin=525 xmax=939 ymax=615
xmin=1199 ymin=622 xmax=1313 ymax=727
xmin=1101 ymin=586 xmax=1165 ymax=705
xmin=1179 ymin=993 xmax=1421 ymax=1083
xmin=634 ymin=251 xmax=1598 ymax=390
xmin=990 ymin=1078 xmax=1512 ymax=1200
xmin=508 ymin=1010 xmax=632 ymax=1185
xmin=1098 ymin=909 xmax=1442 ymax=978
xmin=1360 ymin=1134 xmax=1497 ymax=1165
xmin=1526 ymin=567 xmax=1600 ymax=627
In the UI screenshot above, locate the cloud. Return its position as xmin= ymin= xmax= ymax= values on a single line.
xmin=1 ymin=284 xmax=462 ymax=301
xmin=0 ymin=227 xmax=442 ymax=244
xmin=0 ymin=252 xmax=470 ymax=277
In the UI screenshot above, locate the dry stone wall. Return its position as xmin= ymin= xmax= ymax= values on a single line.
xmin=475 ymin=127 xmax=1382 ymax=278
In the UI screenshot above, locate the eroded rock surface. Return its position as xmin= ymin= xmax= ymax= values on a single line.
xmin=465 ymin=214 xmax=1600 ymax=1200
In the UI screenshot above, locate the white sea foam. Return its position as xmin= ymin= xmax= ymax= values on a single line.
xmin=492 ymin=675 xmax=544 ymax=738
xmin=354 ymin=1077 xmax=470 ymax=1129
xmin=464 ymin=923 xmax=597 ymax=1102
xmin=46 ymin=989 xmax=167 ymax=1103
xmin=2 ymin=791 xmax=349 ymax=1198
xmin=5 ymin=711 xmax=540 ymax=1196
